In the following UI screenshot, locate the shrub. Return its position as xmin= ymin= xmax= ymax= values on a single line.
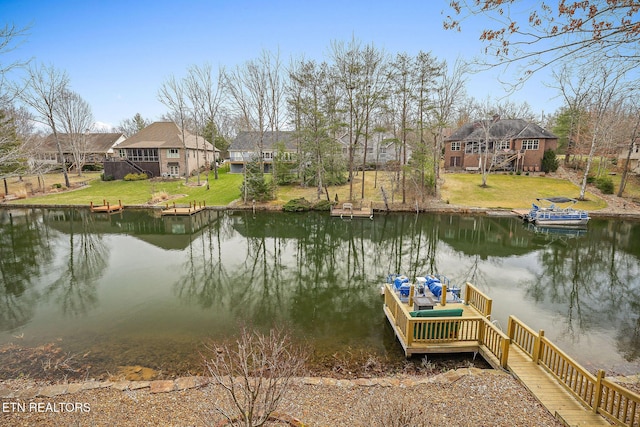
xmin=203 ymin=328 xmax=306 ymax=427
xmin=283 ymin=197 xmax=312 ymax=212
xmin=82 ymin=164 xmax=103 ymax=171
xmin=586 ymin=175 xmax=596 ymax=184
xmin=124 ymin=173 xmax=148 ymax=181
xmin=312 ymin=199 xmax=332 ymax=211
xmin=541 ymin=150 xmax=559 ymax=173
xmin=52 ymin=183 xmax=62 ymax=189
xmin=101 ymin=173 xmax=114 ymax=181
xmin=596 ymin=177 xmax=614 ymax=194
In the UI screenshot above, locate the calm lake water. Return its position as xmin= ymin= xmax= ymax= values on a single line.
xmin=1 ymin=207 xmax=640 ymax=376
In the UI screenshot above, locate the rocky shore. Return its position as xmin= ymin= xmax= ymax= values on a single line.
xmin=1 ymin=369 xmax=567 ymax=427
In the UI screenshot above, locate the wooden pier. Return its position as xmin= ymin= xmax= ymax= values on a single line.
xmin=161 ymin=201 xmax=206 ymax=216
xmin=90 ymin=200 xmax=124 ymax=213
xmin=330 ymin=202 xmax=373 ymax=219
xmin=383 ymin=282 xmax=638 ymax=426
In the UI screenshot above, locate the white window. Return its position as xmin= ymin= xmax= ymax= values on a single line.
xmin=263 ymin=152 xmax=273 ymax=160
xmin=496 ymin=141 xmax=510 ymax=150
xmin=451 ymin=142 xmax=461 ymax=151
xmin=167 ymin=148 xmax=179 ymax=158
xmin=522 ymin=139 xmax=539 ymax=150
xmin=119 ymin=149 xmax=126 ymax=158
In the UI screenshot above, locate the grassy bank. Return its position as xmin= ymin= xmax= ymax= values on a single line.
xmin=2 ymin=168 xmax=632 ymax=211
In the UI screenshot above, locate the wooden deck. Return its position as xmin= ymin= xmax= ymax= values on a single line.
xmin=512 ymin=208 xmax=530 ymax=219
xmin=90 ymin=200 xmax=123 ymax=213
xmin=161 ymin=201 xmax=206 ymax=216
xmin=330 ymin=202 xmax=373 ymax=219
xmin=507 ymin=345 xmax=610 ymax=426
xmin=384 ymin=282 xmax=639 ymax=426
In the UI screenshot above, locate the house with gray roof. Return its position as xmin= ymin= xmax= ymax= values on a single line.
xmin=103 ymin=122 xmax=217 ymax=180
xmin=35 ymin=132 xmax=126 ymax=170
xmin=228 ymin=131 xmax=296 ymax=173
xmin=444 ymin=117 xmax=557 ymax=172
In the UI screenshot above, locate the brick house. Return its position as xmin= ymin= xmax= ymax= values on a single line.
xmin=444 ymin=117 xmax=558 ymax=172
xmin=104 ymin=122 xmax=218 ymax=179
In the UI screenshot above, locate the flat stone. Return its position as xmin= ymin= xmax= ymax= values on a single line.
xmin=65 ymin=383 xmax=85 ymax=394
xmin=80 ymin=381 xmax=104 ymax=391
xmin=111 ymin=381 xmax=131 ymax=391
xmin=352 ymin=378 xmax=375 ymax=387
xmin=301 ymin=377 xmax=323 ymax=386
xmin=17 ymin=387 xmax=39 ymax=399
xmin=129 ymin=381 xmax=151 ymax=390
xmin=175 ymin=376 xmax=207 ymax=390
xmin=39 ymin=384 xmax=69 ymax=397
xmin=0 ymin=386 xmax=15 ymax=398
xmin=150 ymin=380 xmax=175 ymax=393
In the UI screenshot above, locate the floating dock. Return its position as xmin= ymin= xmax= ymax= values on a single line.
xmin=330 ymin=202 xmax=373 ymax=219
xmin=161 ymin=201 xmax=206 ymax=216
xmin=90 ymin=200 xmax=124 ymax=213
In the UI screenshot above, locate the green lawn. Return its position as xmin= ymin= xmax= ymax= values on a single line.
xmin=10 ymin=167 xmax=244 ymax=207
xmin=4 ymin=167 xmax=629 ymax=211
xmin=440 ymin=173 xmax=607 ymax=210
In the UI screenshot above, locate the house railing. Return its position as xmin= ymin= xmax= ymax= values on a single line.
xmin=507 ymin=315 xmax=640 ymax=427
xmin=463 ymin=283 xmax=492 ymax=317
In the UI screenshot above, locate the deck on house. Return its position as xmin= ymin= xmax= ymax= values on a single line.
xmin=161 ymin=201 xmax=206 ymax=216
xmin=330 ymin=202 xmax=373 ymax=219
xmin=383 ymin=282 xmax=638 ymax=426
xmin=90 ymin=200 xmax=123 ymax=213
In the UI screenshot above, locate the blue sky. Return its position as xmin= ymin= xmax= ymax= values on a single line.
xmin=2 ymin=0 xmax=562 ymax=129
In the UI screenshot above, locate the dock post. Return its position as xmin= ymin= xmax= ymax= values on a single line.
xmin=592 ymin=369 xmax=605 ymax=413
xmin=408 ymin=284 xmax=415 ymax=308
xmin=440 ymin=284 xmax=447 ymax=306
xmin=533 ymin=330 xmax=544 ymax=364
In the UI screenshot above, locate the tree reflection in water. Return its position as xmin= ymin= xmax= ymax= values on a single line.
xmin=43 ymin=209 xmax=108 ymax=316
xmin=2 ymin=209 xmax=640 ymax=374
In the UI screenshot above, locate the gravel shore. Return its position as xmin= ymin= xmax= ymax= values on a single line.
xmin=0 ymin=369 xmax=566 ymax=427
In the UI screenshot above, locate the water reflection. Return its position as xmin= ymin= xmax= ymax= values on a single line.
xmin=0 ymin=208 xmax=639 ymax=375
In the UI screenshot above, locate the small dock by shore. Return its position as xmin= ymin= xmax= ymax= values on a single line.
xmin=330 ymin=202 xmax=373 ymax=219
xmin=90 ymin=200 xmax=124 ymax=213
xmin=161 ymin=201 xmax=206 ymax=216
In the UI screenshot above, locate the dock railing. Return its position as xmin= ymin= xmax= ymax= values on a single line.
xmin=464 ymin=282 xmax=492 ymax=317
xmin=384 ymin=284 xmax=509 ymax=368
xmin=480 ymin=317 xmax=510 ymax=369
xmin=508 ymin=315 xmax=640 ymax=427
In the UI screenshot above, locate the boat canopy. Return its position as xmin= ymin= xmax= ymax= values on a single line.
xmin=536 ymin=197 xmax=577 ymax=203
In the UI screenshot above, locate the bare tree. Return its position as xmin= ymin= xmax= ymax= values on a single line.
xmin=55 ymin=89 xmax=94 ymax=176
xmin=18 ymin=63 xmax=71 ymax=187
xmin=204 ymin=327 xmax=305 ymax=427
xmin=158 ymin=75 xmax=190 ymax=183
xmin=186 ymin=63 xmax=224 ymax=180
xmin=117 ymin=113 xmax=150 ymax=137
xmin=618 ymin=98 xmax=640 ymax=197
xmin=444 ymin=1 xmax=640 ymax=85
xmin=431 ymin=58 xmax=468 ymax=197
xmin=559 ymin=59 xmax=631 ymax=200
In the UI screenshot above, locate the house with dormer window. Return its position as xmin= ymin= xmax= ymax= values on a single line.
xmin=444 ymin=117 xmax=557 ymax=172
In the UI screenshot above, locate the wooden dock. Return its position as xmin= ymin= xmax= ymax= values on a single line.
xmin=161 ymin=201 xmax=206 ymax=216
xmin=90 ymin=200 xmax=123 ymax=213
xmin=512 ymin=208 xmax=530 ymax=220
xmin=330 ymin=202 xmax=373 ymax=219
xmin=384 ymin=283 xmax=638 ymax=426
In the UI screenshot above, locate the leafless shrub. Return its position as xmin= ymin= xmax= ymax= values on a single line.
xmin=204 ymin=327 xmax=306 ymax=427
xmin=149 ymin=191 xmax=169 ymax=203
xmin=366 ymin=392 xmax=428 ymax=427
